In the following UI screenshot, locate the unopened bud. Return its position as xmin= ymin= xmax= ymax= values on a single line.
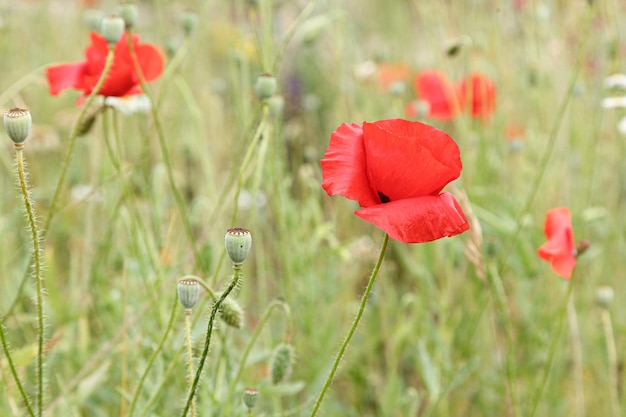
xmin=4 ymin=108 xmax=32 ymax=145
xmin=595 ymin=286 xmax=614 ymax=309
xmin=254 ymin=74 xmax=277 ymax=101
xmin=180 ymin=9 xmax=198 ymax=36
xmin=101 ymin=15 xmax=125 ymax=45
xmin=218 ymin=296 xmax=245 ymax=328
xmin=270 ymin=343 xmax=294 ymax=384
xmin=225 ymin=227 xmax=252 ymax=265
xmin=117 ymin=3 xmax=138 ymax=29
xmin=242 ymin=388 xmax=259 ymax=410
xmin=177 ymin=278 xmax=201 ymax=311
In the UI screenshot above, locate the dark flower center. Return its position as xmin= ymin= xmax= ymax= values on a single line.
xmin=377 ymin=191 xmax=390 ymax=204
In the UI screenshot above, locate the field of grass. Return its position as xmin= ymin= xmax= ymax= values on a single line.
xmin=1 ymin=1 xmax=625 ymax=416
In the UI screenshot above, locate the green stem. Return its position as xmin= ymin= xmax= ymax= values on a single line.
xmin=180 ymin=267 xmax=242 ymax=417
xmin=124 ymin=31 xmax=205 ymax=275
xmin=0 ymin=316 xmax=35 ymax=417
xmin=527 ymin=277 xmax=575 ymax=417
xmin=600 ymin=308 xmax=620 ymax=417
xmin=127 ymin=293 xmax=178 ymax=417
xmin=184 ymin=312 xmax=196 ymax=417
xmin=309 ymin=233 xmax=389 ymax=417
xmin=15 ymin=146 xmax=44 ymax=417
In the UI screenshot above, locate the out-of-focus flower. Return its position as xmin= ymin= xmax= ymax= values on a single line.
xmin=46 ymin=32 xmax=164 ymax=106
xmin=457 ymin=73 xmax=497 ymax=120
xmin=321 ymin=118 xmax=469 ymax=243
xmin=377 ymin=63 xmax=412 ymax=91
xmin=413 ymin=71 xmax=459 ymax=120
xmin=603 ymin=74 xmax=626 ymax=89
xmin=537 ymin=207 xmax=576 ymax=279
xmin=102 ymin=94 xmax=151 ymax=115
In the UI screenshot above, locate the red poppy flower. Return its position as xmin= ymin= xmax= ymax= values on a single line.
xmin=413 ymin=71 xmax=459 ymax=120
xmin=321 ymin=118 xmax=469 ymax=243
xmin=46 ymin=32 xmax=164 ymax=106
xmin=457 ymin=73 xmax=496 ymax=120
xmin=537 ymin=207 xmax=576 ymax=279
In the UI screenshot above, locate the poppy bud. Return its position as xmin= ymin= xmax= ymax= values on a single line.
xmin=180 ymin=9 xmax=198 ymax=36
xmin=117 ymin=3 xmax=138 ymax=29
xmin=84 ymin=9 xmax=105 ymax=32
xmin=242 ymin=388 xmax=259 ymax=410
xmin=225 ymin=227 xmax=252 ymax=265
xmin=595 ymin=286 xmax=614 ymax=309
xmin=254 ymin=74 xmax=277 ymax=101
xmin=218 ymin=295 xmax=245 ymax=328
xmin=270 ymin=343 xmax=295 ymax=384
xmin=268 ymin=95 xmax=285 ymax=119
xmin=4 ymin=108 xmax=31 ymax=145
xmin=177 ymin=278 xmax=201 ymax=311
xmin=101 ymin=15 xmax=125 ymax=45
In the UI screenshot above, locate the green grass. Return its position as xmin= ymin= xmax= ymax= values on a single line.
xmin=1 ymin=0 xmax=625 ymax=416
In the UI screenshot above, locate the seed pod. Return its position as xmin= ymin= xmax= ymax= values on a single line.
xmin=4 ymin=108 xmax=31 ymax=145
xmin=177 ymin=278 xmax=200 ymax=311
xmin=101 ymin=15 xmax=125 ymax=45
xmin=242 ymin=388 xmax=259 ymax=410
xmin=225 ymin=227 xmax=252 ymax=265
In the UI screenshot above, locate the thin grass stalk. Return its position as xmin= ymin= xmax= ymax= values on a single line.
xmin=0 ymin=317 xmax=35 ymax=417
xmin=309 ymin=233 xmax=389 ymax=417
xmin=600 ymin=308 xmax=620 ymax=417
xmin=567 ymin=296 xmax=585 ymax=417
xmin=127 ymin=293 xmax=179 ymax=417
xmin=527 ymin=276 xmax=575 ymax=417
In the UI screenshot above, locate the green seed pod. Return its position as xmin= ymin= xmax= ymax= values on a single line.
xmin=225 ymin=227 xmax=252 ymax=265
xmin=242 ymin=388 xmax=259 ymax=410
xmin=254 ymin=74 xmax=277 ymax=101
xmin=180 ymin=9 xmax=198 ymax=36
xmin=117 ymin=3 xmax=138 ymax=29
xmin=84 ymin=9 xmax=105 ymax=32
xmin=270 ymin=343 xmax=294 ymax=384
xmin=4 ymin=108 xmax=31 ymax=145
xmin=177 ymin=278 xmax=200 ymax=311
xmin=268 ymin=95 xmax=285 ymax=119
xmin=218 ymin=296 xmax=245 ymax=328
xmin=101 ymin=15 xmax=125 ymax=45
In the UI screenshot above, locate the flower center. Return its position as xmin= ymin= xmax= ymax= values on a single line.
xmin=377 ymin=191 xmax=390 ymax=204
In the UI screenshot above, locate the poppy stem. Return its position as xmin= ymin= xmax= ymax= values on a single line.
xmin=527 ymin=275 xmax=575 ymax=417
xmin=180 ymin=266 xmax=241 ymax=417
xmin=309 ymin=233 xmax=389 ymax=417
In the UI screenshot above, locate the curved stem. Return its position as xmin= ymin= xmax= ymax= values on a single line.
xmin=124 ymin=32 xmax=205 ymax=275
xmin=180 ymin=267 xmax=242 ymax=417
xmin=309 ymin=233 xmax=389 ymax=417
xmin=15 ymin=146 xmax=44 ymax=417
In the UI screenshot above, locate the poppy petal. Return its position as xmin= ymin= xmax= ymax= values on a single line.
xmin=46 ymin=62 xmax=87 ymax=95
xmin=321 ymin=123 xmax=380 ymax=207
xmin=134 ymin=44 xmax=165 ymax=82
xmin=355 ymin=192 xmax=469 ymax=243
xmin=362 ymin=120 xmax=462 ymax=201
xmin=414 ymin=71 xmax=458 ymax=120
xmin=458 ymin=73 xmax=496 ymax=120
xmin=537 ymin=207 xmax=576 ymax=279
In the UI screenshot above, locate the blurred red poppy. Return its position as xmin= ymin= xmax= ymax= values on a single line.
xmin=537 ymin=207 xmax=576 ymax=279
xmin=46 ymin=32 xmax=164 ymax=106
xmin=321 ymin=118 xmax=469 ymax=243
xmin=413 ymin=71 xmax=459 ymax=120
xmin=457 ymin=73 xmax=496 ymax=120
xmin=377 ymin=63 xmax=412 ymax=91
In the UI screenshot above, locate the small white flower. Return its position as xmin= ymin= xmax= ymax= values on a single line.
xmin=604 ymin=74 xmax=626 ymax=89
xmin=601 ymin=96 xmax=626 ymax=109
xmin=104 ymin=95 xmax=151 ymax=115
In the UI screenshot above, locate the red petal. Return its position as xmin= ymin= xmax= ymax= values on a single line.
xmin=46 ymin=62 xmax=86 ymax=95
xmin=458 ymin=73 xmax=496 ymax=119
xmin=321 ymin=123 xmax=380 ymax=207
xmin=134 ymin=44 xmax=165 ymax=82
xmin=537 ymin=207 xmax=576 ymax=279
xmin=413 ymin=71 xmax=458 ymax=120
xmin=362 ymin=119 xmax=462 ymax=201
xmin=355 ymin=192 xmax=469 ymax=243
